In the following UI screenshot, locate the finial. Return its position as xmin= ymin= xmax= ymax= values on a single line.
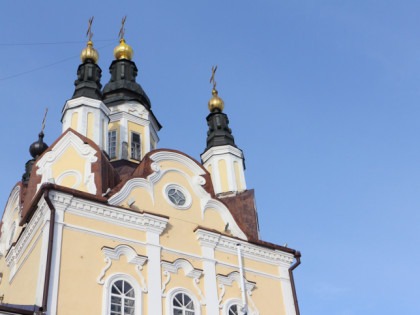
xmin=41 ymin=108 xmax=48 ymax=134
xmin=114 ymin=16 xmax=133 ymax=60
xmin=118 ymin=16 xmax=127 ymax=41
xmin=80 ymin=16 xmax=99 ymax=64
xmin=208 ymin=65 xmax=225 ymax=112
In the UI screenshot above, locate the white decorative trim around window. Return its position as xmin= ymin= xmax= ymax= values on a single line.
xmin=36 ymin=131 xmax=98 ymax=194
xmin=163 ymin=183 xmax=192 ymax=210
xmin=165 ymin=287 xmax=202 ymax=315
xmin=223 ymin=298 xmax=245 ymax=315
xmin=108 ymin=150 xmax=247 ymax=240
xmin=97 ymin=244 xmax=148 ymax=293
xmin=161 ymin=259 xmax=205 ymax=305
xmin=102 ymin=273 xmax=143 ymax=315
xmin=217 ymin=272 xmax=259 ymax=315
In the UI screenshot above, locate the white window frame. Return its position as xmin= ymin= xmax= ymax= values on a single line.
xmin=130 ymin=132 xmax=142 ymax=161
xmin=102 ymin=273 xmax=142 ymax=315
xmin=166 ymin=287 xmax=201 ymax=315
xmin=223 ymin=298 xmax=245 ymax=315
xmin=108 ymin=130 xmax=117 ymax=159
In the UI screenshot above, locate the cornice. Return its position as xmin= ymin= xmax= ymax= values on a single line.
xmin=50 ymin=191 xmax=168 ymax=235
xmin=63 ymin=97 xmax=110 ymax=115
xmin=201 ymin=145 xmax=244 ymax=164
xmin=195 ymin=229 xmax=294 ymax=266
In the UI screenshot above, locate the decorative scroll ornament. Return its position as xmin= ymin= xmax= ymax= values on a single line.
xmin=96 ymin=245 xmax=148 ymax=293
xmin=161 ymin=259 xmax=206 ymax=305
xmin=216 ymin=271 xmax=259 ymax=314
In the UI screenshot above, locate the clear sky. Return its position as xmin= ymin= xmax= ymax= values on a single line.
xmin=1 ymin=1 xmax=419 ymax=314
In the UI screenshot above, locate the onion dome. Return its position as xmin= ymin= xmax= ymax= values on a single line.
xmin=29 ymin=132 xmax=48 ymax=159
xmin=113 ymin=39 xmax=133 ymax=60
xmin=80 ymin=40 xmax=99 ymax=64
xmin=22 ymin=131 xmax=49 ymax=183
xmin=208 ymin=88 xmax=225 ymax=112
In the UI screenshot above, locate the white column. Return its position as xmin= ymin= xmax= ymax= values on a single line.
xmin=146 ymin=231 xmax=163 ymax=315
xmin=279 ymin=265 xmax=297 ymax=315
xmin=35 ymin=212 xmax=51 ymax=306
xmin=196 ymin=230 xmax=221 ymax=315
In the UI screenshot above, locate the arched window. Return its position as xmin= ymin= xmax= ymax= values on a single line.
xmin=110 ymin=279 xmax=135 ymax=315
xmin=228 ymin=304 xmax=240 ymax=315
xmin=103 ymin=274 xmax=142 ymax=315
xmin=166 ymin=288 xmax=200 ymax=315
xmin=223 ymin=299 xmax=243 ymax=315
xmin=172 ymin=292 xmax=195 ymax=314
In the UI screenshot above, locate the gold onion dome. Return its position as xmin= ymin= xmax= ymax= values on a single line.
xmin=114 ymin=39 xmax=133 ymax=60
xmin=80 ymin=40 xmax=99 ymax=64
xmin=208 ymin=89 xmax=225 ymax=112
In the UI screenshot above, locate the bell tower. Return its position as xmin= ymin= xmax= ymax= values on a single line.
xmin=61 ymin=17 xmax=110 ymax=151
xmin=201 ymin=66 xmax=246 ymax=195
xmin=102 ymin=18 xmax=161 ymax=163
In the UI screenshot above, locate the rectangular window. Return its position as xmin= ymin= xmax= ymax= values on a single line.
xmin=108 ymin=130 xmax=117 ymax=159
xmin=131 ymin=132 xmax=141 ymax=160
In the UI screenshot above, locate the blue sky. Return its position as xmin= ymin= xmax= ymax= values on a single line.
xmin=1 ymin=1 xmax=419 ymax=314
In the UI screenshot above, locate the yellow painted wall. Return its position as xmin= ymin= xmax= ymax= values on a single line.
xmin=71 ymin=112 xmax=78 ymax=130
xmin=52 ymin=146 xmax=89 ymax=192
xmin=233 ymin=161 xmax=243 ymax=191
xmin=218 ymin=159 xmax=229 ymax=192
xmin=127 ymin=121 xmax=145 ymax=162
xmin=87 ymin=112 xmax=94 ymax=140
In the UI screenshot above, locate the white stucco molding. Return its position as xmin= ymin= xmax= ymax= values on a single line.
xmin=36 ymin=131 xmax=98 ymax=194
xmin=217 ymin=271 xmax=259 ymax=314
xmin=62 ymin=97 xmax=110 ymax=116
xmin=195 ymin=229 xmax=294 ymax=267
xmin=97 ymin=244 xmax=147 ymax=293
xmin=200 ymin=145 xmax=244 ymax=164
xmin=5 ymin=196 xmax=48 ymax=271
xmin=48 ymin=191 xmax=168 ymax=235
xmin=161 ymin=258 xmax=205 ymax=304
xmin=0 ymin=185 xmax=21 ymax=257
xmin=109 ymin=151 xmax=247 ymax=240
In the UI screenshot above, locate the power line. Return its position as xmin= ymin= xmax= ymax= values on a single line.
xmin=0 ymin=39 xmax=115 ymax=47
xmin=0 ymin=42 xmax=115 ymax=82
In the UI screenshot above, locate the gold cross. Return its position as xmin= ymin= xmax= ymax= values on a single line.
xmin=210 ymin=65 xmax=218 ymax=90
xmin=41 ymin=108 xmax=48 ymax=133
xmin=119 ymin=16 xmax=127 ymax=40
xmin=86 ymin=16 xmax=94 ymax=41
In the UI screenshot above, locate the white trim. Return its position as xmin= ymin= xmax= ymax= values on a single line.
xmin=161 ymin=259 xmax=205 ymax=304
xmin=279 ymin=266 xmax=297 ymax=315
xmin=165 ymin=287 xmax=202 ymax=315
xmin=201 ymin=145 xmax=244 ymax=164
xmin=35 ymin=219 xmax=50 ymax=306
xmin=109 ymin=151 xmax=247 ymax=240
xmin=101 ymin=273 xmax=143 ymax=315
xmin=62 ymin=97 xmax=110 ymax=116
xmin=97 ymin=244 xmax=147 ymax=293
xmin=163 ymin=183 xmax=192 ymax=210
xmin=55 ymin=170 xmax=82 ymax=189
xmin=223 ymin=298 xmax=244 ymax=315
xmin=36 ymin=131 xmax=98 ymax=194
xmin=50 ymin=191 xmax=168 ymax=235
xmin=146 ymin=231 xmax=163 ymax=314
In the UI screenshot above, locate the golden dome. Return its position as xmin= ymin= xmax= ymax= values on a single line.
xmin=113 ymin=39 xmax=133 ymax=60
xmin=208 ymin=89 xmax=225 ymax=112
xmin=80 ymin=40 xmax=99 ymax=64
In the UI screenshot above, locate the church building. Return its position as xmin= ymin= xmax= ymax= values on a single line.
xmin=0 ymin=20 xmax=301 ymax=315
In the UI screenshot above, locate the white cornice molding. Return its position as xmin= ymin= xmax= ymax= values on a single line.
xmin=36 ymin=131 xmax=98 ymax=194
xmin=201 ymin=145 xmax=244 ymax=164
xmin=109 ymin=152 xmax=247 ymax=240
xmin=3 ymin=185 xmax=20 ymax=226
xmin=216 ymin=271 xmax=255 ymax=291
xmin=50 ymin=191 xmax=168 ymax=235
xmin=195 ymin=229 xmax=293 ymax=266
xmin=63 ymin=97 xmax=110 ymax=115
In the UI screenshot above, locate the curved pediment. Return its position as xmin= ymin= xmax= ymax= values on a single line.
xmin=108 ymin=150 xmax=247 ymax=240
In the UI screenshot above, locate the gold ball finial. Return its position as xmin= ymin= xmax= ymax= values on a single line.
xmin=113 ymin=39 xmax=133 ymax=60
xmin=208 ymin=89 xmax=225 ymax=112
xmin=81 ymin=40 xmax=99 ymax=64
xmin=80 ymin=17 xmax=99 ymax=63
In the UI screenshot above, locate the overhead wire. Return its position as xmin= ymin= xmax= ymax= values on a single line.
xmin=0 ymin=39 xmax=114 ymax=46
xmin=0 ymin=42 xmax=115 ymax=82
